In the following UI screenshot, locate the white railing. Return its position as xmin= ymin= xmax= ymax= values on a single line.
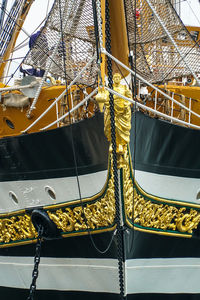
xmin=170 ymin=92 xmax=174 ymax=122
xmin=21 ymin=49 xmax=200 ymax=134
xmin=147 ymin=87 xmax=197 ymax=125
xmin=105 ymin=86 xmax=200 ymax=130
xmin=101 ymin=48 xmax=200 ymax=122
xmin=22 ymin=55 xmax=95 ymax=133
xmin=40 ymin=88 xmax=98 ymax=131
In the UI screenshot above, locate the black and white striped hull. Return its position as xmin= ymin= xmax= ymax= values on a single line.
xmin=0 ymin=112 xmax=109 ymax=213
xmin=1 ymin=229 xmax=200 ymax=299
xmin=128 ymin=111 xmax=200 ymax=299
xmin=130 ymin=111 xmax=200 ymax=203
xmin=0 ymin=111 xmax=200 ymax=299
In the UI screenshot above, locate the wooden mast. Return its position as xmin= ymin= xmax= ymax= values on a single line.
xmin=101 ymin=0 xmax=130 ymax=77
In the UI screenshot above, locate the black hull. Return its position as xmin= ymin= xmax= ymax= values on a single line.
xmin=127 ymin=111 xmax=200 ymax=299
xmin=0 ymin=112 xmax=109 ymax=213
xmin=0 ymin=112 xmax=108 ymax=181
xmin=1 ymin=228 xmax=200 ymax=299
xmin=2 ymin=288 xmax=200 ymax=300
xmin=0 ymin=111 xmax=200 ymax=299
xmin=130 ymin=111 xmax=200 ymax=178
xmin=0 ymin=288 xmax=121 ymax=300
xmin=0 ymin=230 xmax=118 ymax=258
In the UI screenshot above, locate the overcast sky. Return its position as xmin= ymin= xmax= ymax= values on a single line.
xmin=181 ymin=0 xmax=200 ymax=26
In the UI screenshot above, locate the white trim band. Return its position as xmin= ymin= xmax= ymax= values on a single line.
xmin=0 ymin=170 xmax=108 ymax=213
xmin=1 ymin=256 xmax=200 ymax=294
xmin=0 ymin=257 xmax=119 ymax=293
xmin=126 ymin=258 xmax=200 ymax=294
xmin=135 ymin=169 xmax=200 ymax=204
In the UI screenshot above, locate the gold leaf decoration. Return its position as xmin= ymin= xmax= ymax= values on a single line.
xmin=121 ymin=148 xmax=200 ymax=236
xmin=0 ymin=214 xmax=37 ymax=244
xmin=47 ymin=173 xmax=115 ymax=232
xmin=0 ymin=164 xmax=116 ymax=247
xmin=126 ymin=188 xmax=200 ymax=235
xmin=122 ymin=149 xmax=134 ymax=215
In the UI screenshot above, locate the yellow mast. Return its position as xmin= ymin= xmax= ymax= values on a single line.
xmin=0 ymin=0 xmax=34 ymax=80
xmin=100 ymin=0 xmax=130 ymax=77
xmin=108 ymin=0 xmax=129 ymax=76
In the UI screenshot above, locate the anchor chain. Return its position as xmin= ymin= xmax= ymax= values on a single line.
xmin=105 ymin=1 xmax=126 ymax=299
xmin=27 ymin=225 xmax=44 ymax=300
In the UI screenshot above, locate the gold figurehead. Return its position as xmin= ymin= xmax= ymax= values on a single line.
xmin=95 ymin=73 xmax=132 ymax=160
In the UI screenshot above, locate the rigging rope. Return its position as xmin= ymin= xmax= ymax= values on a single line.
xmin=0 ymin=0 xmax=26 ymax=57
xmin=124 ymin=0 xmax=200 ymax=84
xmin=161 ymin=35 xmax=200 ymax=83
xmin=0 ymin=2 xmax=38 ymax=84
xmin=57 ymin=0 xmax=115 ymax=255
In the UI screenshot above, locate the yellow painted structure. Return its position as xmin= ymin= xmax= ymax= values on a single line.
xmin=105 ymin=0 xmax=129 ymax=77
xmin=146 ymin=84 xmax=200 ymax=127
xmin=0 ymin=0 xmax=200 ymax=141
xmin=0 ymin=84 xmax=96 ymax=137
xmin=0 ymin=86 xmax=65 ymax=137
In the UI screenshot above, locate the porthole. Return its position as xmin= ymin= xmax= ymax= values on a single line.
xmin=45 ymin=186 xmax=56 ymax=200
xmin=196 ymin=190 xmax=200 ymax=200
xmin=5 ymin=118 xmax=15 ymax=129
xmin=9 ymin=191 xmax=18 ymax=204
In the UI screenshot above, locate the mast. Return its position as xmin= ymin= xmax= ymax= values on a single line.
xmin=0 ymin=0 xmax=34 ymax=81
xmin=101 ymin=0 xmax=130 ymax=77
xmin=0 ymin=0 xmax=8 ymax=33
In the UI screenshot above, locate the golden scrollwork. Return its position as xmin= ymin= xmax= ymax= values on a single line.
xmin=95 ymin=73 xmax=132 ymax=166
xmin=0 ymin=214 xmax=37 ymax=244
xmin=122 ymin=148 xmax=134 ymax=209
xmin=0 ymin=166 xmax=116 ymax=247
xmin=125 ymin=188 xmax=200 ymax=235
xmin=47 ymin=173 xmax=115 ymax=232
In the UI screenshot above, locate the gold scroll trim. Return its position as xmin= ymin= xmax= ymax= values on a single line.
xmin=0 ymin=167 xmax=116 ymax=248
xmin=125 ymin=188 xmax=200 ymax=237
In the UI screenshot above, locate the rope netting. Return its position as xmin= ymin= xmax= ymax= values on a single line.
xmin=0 ymin=0 xmax=25 ymax=58
xmin=23 ymin=0 xmax=98 ymax=86
xmin=124 ymin=0 xmax=200 ymax=83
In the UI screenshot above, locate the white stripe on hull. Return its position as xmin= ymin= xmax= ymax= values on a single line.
xmin=135 ymin=170 xmax=200 ymax=204
xmin=0 ymin=170 xmax=108 ymax=213
xmin=1 ymin=256 xmax=200 ymax=294
xmin=126 ymin=257 xmax=200 ymax=294
xmin=0 ymin=257 xmax=119 ymax=293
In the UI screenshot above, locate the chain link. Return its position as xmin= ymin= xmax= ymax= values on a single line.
xmin=105 ymin=1 xmax=126 ymax=299
xmin=27 ymin=225 xmax=44 ymax=300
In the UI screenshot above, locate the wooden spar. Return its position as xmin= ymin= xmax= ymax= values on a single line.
xmin=102 ymin=0 xmax=130 ymax=77
xmin=0 ymin=0 xmax=34 ymax=80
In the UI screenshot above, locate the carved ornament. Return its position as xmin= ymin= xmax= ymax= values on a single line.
xmin=0 ymin=166 xmax=116 ymax=247
xmin=95 ymin=73 xmax=132 ymax=167
xmin=125 ymin=188 xmax=200 ymax=236
xmin=47 ymin=175 xmax=115 ymax=233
